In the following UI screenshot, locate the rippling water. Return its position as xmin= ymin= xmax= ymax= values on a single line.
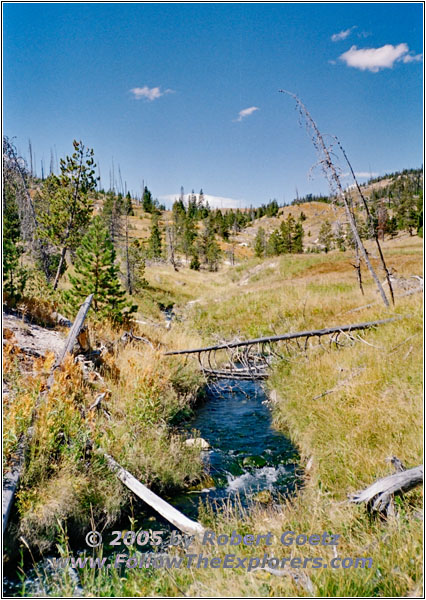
xmin=172 ymin=378 xmax=301 ymax=515
xmin=3 ymin=379 xmax=301 ymax=596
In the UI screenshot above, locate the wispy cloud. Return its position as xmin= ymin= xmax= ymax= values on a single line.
xmin=234 ymin=106 xmax=259 ymax=122
xmin=339 ymin=43 xmax=422 ymax=72
xmin=342 ymin=171 xmax=379 ymax=179
xmin=331 ymin=26 xmax=356 ymax=42
xmin=402 ymin=52 xmax=423 ymax=63
xmin=160 ymin=193 xmax=246 ymax=209
xmin=129 ymin=86 xmax=174 ymax=101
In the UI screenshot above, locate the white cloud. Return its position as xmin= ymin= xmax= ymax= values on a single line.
xmin=342 ymin=172 xmax=379 ymax=179
xmin=234 ymin=106 xmax=259 ymax=122
xmin=160 ymin=193 xmax=246 ymax=209
xmin=331 ymin=27 xmax=356 ymax=42
xmin=130 ymin=86 xmax=174 ymax=101
xmin=338 ymin=43 xmax=420 ymax=72
xmin=402 ymin=52 xmax=423 ymax=63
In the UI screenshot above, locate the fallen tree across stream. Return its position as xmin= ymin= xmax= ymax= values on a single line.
xmin=164 ymin=317 xmax=402 ymax=380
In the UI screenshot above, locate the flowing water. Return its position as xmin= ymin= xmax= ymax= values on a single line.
xmin=173 ymin=379 xmax=301 ymax=515
xmin=3 ymin=379 xmax=301 ymax=596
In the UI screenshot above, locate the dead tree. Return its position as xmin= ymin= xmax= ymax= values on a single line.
xmin=3 ymin=136 xmax=51 ymax=279
xmin=166 ymin=224 xmax=179 ymax=271
xmin=349 ymin=463 xmax=423 ymax=516
xmin=333 ymin=136 xmax=395 ymax=304
xmin=280 ymin=91 xmax=390 ymax=307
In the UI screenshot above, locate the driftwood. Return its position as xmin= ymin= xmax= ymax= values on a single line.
xmin=2 ymin=295 xmax=94 ymax=533
xmin=101 ymin=451 xmax=204 ymax=536
xmin=349 ymin=464 xmax=423 ymax=515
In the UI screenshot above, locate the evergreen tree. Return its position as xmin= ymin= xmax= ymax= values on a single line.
xmin=36 ymin=140 xmax=97 ymax=290
xmin=3 ymin=182 xmax=27 ymax=299
xmin=148 ymin=213 xmax=163 ymax=258
xmin=125 ymin=192 xmax=134 ymax=216
xmin=254 ymin=227 xmax=266 ymax=257
xmin=293 ymin=220 xmax=304 ymax=253
xmin=127 ymin=239 xmax=148 ymax=294
xmin=387 ymin=216 xmax=398 ymax=239
xmin=64 ymin=217 xmax=136 ymax=323
xmin=280 ymin=214 xmax=296 ymax=253
xmin=101 ymin=190 xmax=125 ymax=244
xmin=142 ymin=186 xmax=154 ymax=213
xmin=182 ymin=216 xmax=197 ymax=261
xmin=334 ymin=222 xmax=347 ymax=251
xmin=189 ymin=247 xmax=201 ymax=270
xmin=199 ymin=217 xmax=221 ymax=271
xmin=318 ymin=220 xmax=334 ymax=253
xmin=266 ymin=229 xmax=283 ymax=256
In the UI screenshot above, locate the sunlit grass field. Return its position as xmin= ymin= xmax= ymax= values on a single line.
xmin=4 ymin=234 xmax=422 ymax=596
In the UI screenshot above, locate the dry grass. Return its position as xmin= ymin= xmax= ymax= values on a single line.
xmin=5 ymin=231 xmax=422 ymax=595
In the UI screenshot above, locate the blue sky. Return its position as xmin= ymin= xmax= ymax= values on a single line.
xmin=3 ymin=2 xmax=423 ymax=207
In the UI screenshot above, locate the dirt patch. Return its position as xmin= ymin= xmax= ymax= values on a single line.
xmin=3 ymin=313 xmax=66 ymax=359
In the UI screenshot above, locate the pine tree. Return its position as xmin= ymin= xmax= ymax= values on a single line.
xmin=3 ymin=182 xmax=27 ymax=299
xmin=200 ymin=217 xmax=221 ymax=271
xmin=266 ymin=229 xmax=283 ymax=256
xmin=280 ymin=214 xmax=296 ymax=253
xmin=182 ymin=216 xmax=197 ymax=261
xmin=127 ymin=239 xmax=148 ymax=294
xmin=64 ymin=217 xmax=136 ymax=324
xmin=293 ymin=219 xmax=304 ymax=253
xmin=254 ymin=227 xmax=266 ymax=257
xmin=148 ymin=213 xmax=163 ymax=258
xmin=387 ymin=216 xmax=398 ymax=239
xmin=36 ymin=140 xmax=98 ymax=290
xmin=142 ymin=186 xmax=154 ymax=213
xmin=318 ymin=220 xmax=334 ymax=253
xmin=189 ymin=247 xmax=201 ymax=270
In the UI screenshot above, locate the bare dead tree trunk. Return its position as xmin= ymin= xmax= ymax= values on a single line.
xmin=333 ymin=136 xmax=395 ymax=305
xmin=28 ymin=138 xmax=33 ymax=178
xmin=166 ymin=225 xmax=179 ymax=271
xmin=125 ymin=212 xmax=132 ymax=294
xmin=352 ymin=246 xmax=364 ymax=296
xmin=4 ymin=137 xmax=51 ymax=280
xmin=279 ymin=91 xmax=390 ymax=307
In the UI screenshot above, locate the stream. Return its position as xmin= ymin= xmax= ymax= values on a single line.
xmin=3 ymin=379 xmax=301 ymax=596
xmin=175 ymin=379 xmax=301 ymax=515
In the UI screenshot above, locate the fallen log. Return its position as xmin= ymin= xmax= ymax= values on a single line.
xmin=164 ymin=317 xmax=400 ymax=355
xmin=349 ymin=465 xmax=423 ymax=514
xmin=47 ymin=294 xmax=93 ymax=387
xmin=2 ymin=438 xmax=26 ymax=533
xmin=2 ymin=294 xmax=94 ymax=533
xmin=101 ymin=451 xmax=204 ymax=536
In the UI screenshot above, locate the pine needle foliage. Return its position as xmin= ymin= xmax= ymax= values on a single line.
xmin=64 ymin=216 xmax=136 ymax=324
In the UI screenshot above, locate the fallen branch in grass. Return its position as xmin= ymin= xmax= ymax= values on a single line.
xmin=119 ymin=330 xmax=155 ymax=349
xmin=349 ymin=464 xmax=423 ymax=516
xmin=312 ymin=367 xmax=365 ymax=401
xmin=100 ymin=451 xmax=204 ymax=536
